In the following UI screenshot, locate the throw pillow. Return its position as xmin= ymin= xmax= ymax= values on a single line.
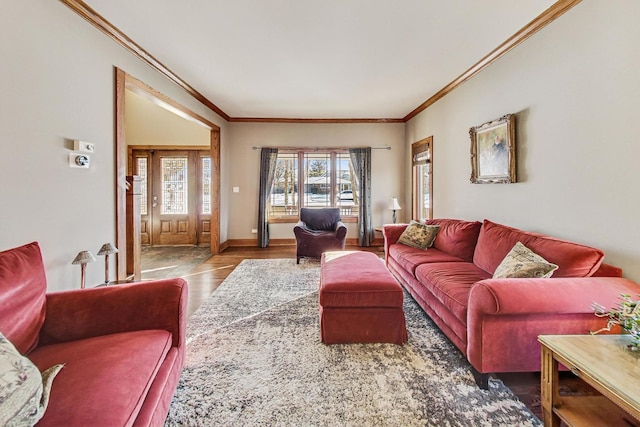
xmin=397 ymin=221 xmax=441 ymax=250
xmin=0 ymin=333 xmax=63 ymax=427
xmin=493 ymin=241 xmax=559 ymax=279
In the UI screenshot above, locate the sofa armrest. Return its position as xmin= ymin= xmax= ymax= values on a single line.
xmin=468 ymin=277 xmax=639 ymax=317
xmin=466 ymin=277 xmax=639 ymax=373
xmin=382 ymin=224 xmax=407 ymax=262
xmin=39 ymin=278 xmax=188 ymax=348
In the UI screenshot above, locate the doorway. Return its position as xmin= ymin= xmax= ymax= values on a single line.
xmin=131 ymin=148 xmax=212 ymax=247
xmin=115 ymin=68 xmax=221 ymax=280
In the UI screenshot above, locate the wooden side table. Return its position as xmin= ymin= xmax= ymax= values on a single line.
xmin=538 ymin=334 xmax=640 ymax=427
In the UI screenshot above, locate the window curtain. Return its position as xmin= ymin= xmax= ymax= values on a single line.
xmin=257 ymin=148 xmax=278 ymax=248
xmin=349 ymin=148 xmax=374 ymax=246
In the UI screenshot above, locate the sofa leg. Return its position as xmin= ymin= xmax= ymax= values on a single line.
xmin=471 ymin=367 xmax=490 ymax=390
xmin=296 ymin=256 xmax=300 ymax=264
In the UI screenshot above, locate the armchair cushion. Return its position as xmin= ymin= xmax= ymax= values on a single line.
xmin=29 ymin=330 xmax=172 ymax=427
xmin=0 ymin=242 xmax=47 ymax=354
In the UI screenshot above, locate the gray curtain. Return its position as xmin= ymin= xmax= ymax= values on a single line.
xmin=257 ymin=148 xmax=278 ymax=247
xmin=349 ymin=148 xmax=374 ymax=246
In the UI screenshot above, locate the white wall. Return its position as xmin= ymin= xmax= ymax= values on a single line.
xmin=0 ymin=1 xmax=228 ymax=291
xmin=405 ymin=1 xmax=640 ymax=280
xmin=227 ymin=122 xmax=405 ymax=240
xmin=125 ymin=90 xmax=211 ymax=147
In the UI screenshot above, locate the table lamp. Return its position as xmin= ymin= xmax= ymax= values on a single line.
xmin=97 ymin=243 xmax=119 ymax=284
xmin=72 ymin=250 xmax=96 ymax=289
xmin=388 ymin=197 xmax=401 ymax=224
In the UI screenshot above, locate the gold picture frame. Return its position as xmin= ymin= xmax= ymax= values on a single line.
xmin=469 ymin=114 xmax=516 ymax=184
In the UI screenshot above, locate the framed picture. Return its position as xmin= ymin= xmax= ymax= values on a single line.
xmin=469 ymin=114 xmax=516 ymax=184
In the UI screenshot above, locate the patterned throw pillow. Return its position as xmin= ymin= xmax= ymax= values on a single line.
xmin=493 ymin=241 xmax=559 ymax=279
xmin=397 ymin=221 xmax=441 ymax=250
xmin=0 ymin=333 xmax=63 ymax=427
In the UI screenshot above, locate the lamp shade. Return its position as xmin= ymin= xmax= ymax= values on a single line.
xmin=72 ymin=250 xmax=96 ymax=265
xmin=97 ymin=243 xmax=119 ymax=256
xmin=388 ymin=198 xmax=402 ymax=211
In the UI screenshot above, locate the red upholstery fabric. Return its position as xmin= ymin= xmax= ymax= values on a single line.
xmin=473 ymin=220 xmax=605 ymax=277
xmin=0 ymin=242 xmax=47 ymax=354
xmin=320 ymin=251 xmax=407 ymax=345
xmin=466 ymin=277 xmax=640 ymax=372
xmin=388 ymin=245 xmax=464 ymax=276
xmin=29 ymin=330 xmax=172 ymax=427
xmin=320 ymin=252 xmax=403 ymax=308
xmin=39 ymin=279 xmax=187 ymax=349
xmin=415 ymin=262 xmax=491 ymax=323
xmin=385 ymin=219 xmax=633 ymax=381
xmin=426 ymin=219 xmax=482 ymax=262
xmin=0 ymin=241 xmax=188 ymax=426
xmin=320 ymin=307 xmax=407 ymax=345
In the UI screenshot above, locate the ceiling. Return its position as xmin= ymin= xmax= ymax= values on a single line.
xmin=81 ymin=0 xmax=558 ymax=119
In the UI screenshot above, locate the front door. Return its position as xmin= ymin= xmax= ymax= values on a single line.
xmin=132 ymin=149 xmax=211 ymax=246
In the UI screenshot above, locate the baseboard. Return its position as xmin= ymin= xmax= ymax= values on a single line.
xmin=222 ymin=237 xmax=384 ymax=248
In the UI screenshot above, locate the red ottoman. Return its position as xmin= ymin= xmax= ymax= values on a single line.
xmin=319 ymin=251 xmax=408 ymax=345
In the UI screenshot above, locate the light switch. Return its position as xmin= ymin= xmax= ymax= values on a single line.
xmin=233 ymin=187 xmax=240 ymax=193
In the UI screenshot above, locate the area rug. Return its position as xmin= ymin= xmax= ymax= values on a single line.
xmin=166 ymin=258 xmax=541 ymax=426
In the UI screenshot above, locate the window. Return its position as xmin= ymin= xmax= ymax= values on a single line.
xmin=269 ymin=150 xmax=358 ymax=219
xmin=412 ymin=137 xmax=432 ymax=221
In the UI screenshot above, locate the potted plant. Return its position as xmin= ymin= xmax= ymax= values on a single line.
xmin=592 ymin=293 xmax=640 ymax=350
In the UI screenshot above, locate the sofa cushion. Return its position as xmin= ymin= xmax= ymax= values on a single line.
xmin=415 ymin=262 xmax=492 ymax=323
xmin=0 ymin=242 xmax=47 ymax=354
xmin=397 ymin=221 xmax=440 ymax=249
xmin=388 ymin=244 xmax=465 ymax=276
xmin=473 ymin=220 xmax=604 ymax=278
xmin=28 ymin=329 xmax=172 ymax=427
xmin=493 ymin=242 xmax=559 ymax=279
xmin=427 ymin=219 xmax=482 ymax=262
xmin=0 ymin=333 xmax=63 ymax=427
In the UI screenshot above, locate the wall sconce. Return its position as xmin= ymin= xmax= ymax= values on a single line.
xmin=71 ymin=250 xmax=96 ymax=289
xmin=388 ymin=197 xmax=402 ymax=224
xmin=97 ymin=243 xmax=119 ymax=284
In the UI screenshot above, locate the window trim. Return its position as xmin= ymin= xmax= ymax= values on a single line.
xmin=411 ymin=137 xmax=433 ymax=221
xmin=269 ymin=148 xmax=357 ymax=221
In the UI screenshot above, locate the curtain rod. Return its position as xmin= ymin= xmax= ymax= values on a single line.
xmin=251 ymin=146 xmax=391 ymax=151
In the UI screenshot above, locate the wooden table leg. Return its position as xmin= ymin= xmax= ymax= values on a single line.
xmin=541 ymin=345 xmax=561 ymax=427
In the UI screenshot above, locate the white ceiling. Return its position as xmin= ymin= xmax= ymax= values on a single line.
xmin=82 ymin=0 xmax=557 ymax=119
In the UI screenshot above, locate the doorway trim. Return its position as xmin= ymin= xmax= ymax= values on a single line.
xmin=115 ymin=67 xmax=221 ymax=280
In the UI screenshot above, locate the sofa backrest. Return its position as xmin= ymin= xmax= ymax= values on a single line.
xmin=426 ymin=218 xmax=482 ymax=262
xmin=0 ymin=242 xmax=47 ymax=354
xmin=473 ymin=220 xmax=605 ymax=277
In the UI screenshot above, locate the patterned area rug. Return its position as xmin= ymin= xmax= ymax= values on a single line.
xmin=166 ymin=259 xmax=541 ymax=426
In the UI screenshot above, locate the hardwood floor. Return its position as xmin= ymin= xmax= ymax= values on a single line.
xmin=144 ymin=244 xmax=596 ymax=422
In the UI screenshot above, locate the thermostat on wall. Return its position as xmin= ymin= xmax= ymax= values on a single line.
xmin=73 ymin=140 xmax=95 ymax=153
xmin=69 ymin=152 xmax=91 ymax=168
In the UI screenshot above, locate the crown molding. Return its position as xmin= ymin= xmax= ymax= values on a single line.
xmin=403 ymin=0 xmax=582 ymax=122
xmin=228 ymin=117 xmax=404 ymax=124
xmin=60 ymin=0 xmax=231 ymax=121
xmin=61 ymin=0 xmax=581 ymax=124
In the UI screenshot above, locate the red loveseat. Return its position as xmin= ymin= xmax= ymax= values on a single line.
xmin=384 ymin=219 xmax=640 ymax=388
xmin=0 ymin=242 xmax=188 ymax=426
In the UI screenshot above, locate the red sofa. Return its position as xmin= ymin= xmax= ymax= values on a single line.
xmin=0 ymin=242 xmax=188 ymax=426
xmin=384 ymin=219 xmax=640 ymax=388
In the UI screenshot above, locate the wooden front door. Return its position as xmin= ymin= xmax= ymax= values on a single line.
xmin=132 ymin=149 xmax=211 ymax=246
